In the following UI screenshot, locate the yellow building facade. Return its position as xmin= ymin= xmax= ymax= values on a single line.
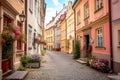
xmin=66 ymin=1 xmax=75 ymax=54
xmin=45 ymin=26 xmax=54 ymax=50
xmin=60 ymin=14 xmax=67 ymax=52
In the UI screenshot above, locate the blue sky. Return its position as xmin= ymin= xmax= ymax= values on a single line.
xmin=45 ymin=0 xmax=74 ymax=24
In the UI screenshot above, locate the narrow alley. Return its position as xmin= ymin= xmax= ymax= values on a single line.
xmin=24 ymin=51 xmax=110 ymax=80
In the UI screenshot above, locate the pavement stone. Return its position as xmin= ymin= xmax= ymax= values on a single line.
xmin=24 ymin=51 xmax=110 ymax=80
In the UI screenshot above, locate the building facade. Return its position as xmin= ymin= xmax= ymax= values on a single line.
xmin=26 ymin=0 xmax=45 ymax=54
xmin=66 ymin=1 xmax=75 ymax=54
xmin=54 ymin=6 xmax=67 ymax=50
xmin=73 ymin=0 xmax=111 ymax=65
xmin=0 ymin=0 xmax=25 ymax=78
xmin=60 ymin=14 xmax=67 ymax=52
xmin=45 ymin=25 xmax=54 ymax=50
xmin=111 ymin=0 xmax=120 ymax=73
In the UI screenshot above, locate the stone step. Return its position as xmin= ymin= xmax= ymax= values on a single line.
xmin=76 ymin=58 xmax=87 ymax=64
xmin=6 ymin=71 xmax=28 ymax=80
xmin=118 ymin=73 xmax=120 ymax=76
xmin=108 ymin=75 xmax=120 ymax=80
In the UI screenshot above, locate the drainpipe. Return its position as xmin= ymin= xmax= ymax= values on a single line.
xmin=73 ymin=9 xmax=76 ymax=40
xmin=25 ymin=0 xmax=27 ymax=54
xmin=108 ymin=0 xmax=114 ymax=72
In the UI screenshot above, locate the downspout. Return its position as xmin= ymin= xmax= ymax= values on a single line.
xmin=25 ymin=0 xmax=27 ymax=54
xmin=74 ymin=9 xmax=76 ymax=40
xmin=108 ymin=0 xmax=114 ymax=72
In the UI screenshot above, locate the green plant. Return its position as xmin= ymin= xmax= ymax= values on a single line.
xmin=21 ymin=54 xmax=29 ymax=67
xmin=17 ymin=64 xmax=26 ymax=71
xmin=73 ymin=40 xmax=80 ymax=59
xmin=41 ymin=50 xmax=46 ymax=56
xmin=2 ymin=29 xmax=14 ymax=59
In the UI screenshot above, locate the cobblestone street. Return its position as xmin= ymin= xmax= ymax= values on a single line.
xmin=24 ymin=51 xmax=110 ymax=80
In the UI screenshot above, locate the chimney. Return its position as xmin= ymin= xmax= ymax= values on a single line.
xmin=52 ymin=17 xmax=54 ymax=20
xmin=56 ymin=11 xmax=57 ymax=15
xmin=63 ymin=3 xmax=65 ymax=8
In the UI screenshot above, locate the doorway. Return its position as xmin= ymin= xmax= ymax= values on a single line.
xmin=84 ymin=35 xmax=89 ymax=57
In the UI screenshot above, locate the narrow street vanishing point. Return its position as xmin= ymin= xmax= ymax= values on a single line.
xmin=24 ymin=51 xmax=110 ymax=80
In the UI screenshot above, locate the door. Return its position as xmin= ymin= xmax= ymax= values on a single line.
xmin=84 ymin=35 xmax=89 ymax=57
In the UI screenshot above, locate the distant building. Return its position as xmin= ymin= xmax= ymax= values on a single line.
xmin=54 ymin=6 xmax=67 ymax=50
xmin=60 ymin=14 xmax=67 ymax=52
xmin=110 ymin=0 xmax=120 ymax=73
xmin=45 ymin=5 xmax=67 ymax=51
xmin=66 ymin=1 xmax=75 ymax=54
xmin=45 ymin=25 xmax=54 ymax=50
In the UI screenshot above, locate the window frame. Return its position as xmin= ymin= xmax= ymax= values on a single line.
xmin=95 ymin=0 xmax=103 ymax=12
xmin=96 ymin=27 xmax=103 ymax=47
xmin=84 ymin=1 xmax=89 ymax=19
xmin=29 ymin=0 xmax=33 ymax=13
xmin=17 ymin=21 xmax=22 ymax=50
xmin=77 ymin=10 xmax=80 ymax=25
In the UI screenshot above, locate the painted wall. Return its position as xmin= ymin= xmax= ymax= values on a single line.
xmin=27 ymin=0 xmax=42 ymax=54
xmin=74 ymin=0 xmax=110 ymax=58
xmin=61 ymin=16 xmax=66 ymax=52
xmin=111 ymin=0 xmax=120 ymax=73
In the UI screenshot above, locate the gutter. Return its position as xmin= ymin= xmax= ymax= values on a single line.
xmin=108 ymin=0 xmax=114 ymax=72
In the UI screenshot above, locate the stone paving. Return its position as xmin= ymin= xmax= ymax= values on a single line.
xmin=24 ymin=51 xmax=110 ymax=80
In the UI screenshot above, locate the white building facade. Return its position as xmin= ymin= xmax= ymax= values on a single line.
xmin=26 ymin=0 xmax=43 ymax=54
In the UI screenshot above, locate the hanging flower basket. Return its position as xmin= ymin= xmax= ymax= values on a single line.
xmin=34 ymin=37 xmax=40 ymax=44
xmin=1 ymin=23 xmax=26 ymax=59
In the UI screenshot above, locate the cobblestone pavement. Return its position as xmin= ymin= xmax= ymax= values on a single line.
xmin=24 ymin=51 xmax=110 ymax=80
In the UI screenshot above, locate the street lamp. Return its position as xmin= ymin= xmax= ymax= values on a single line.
xmin=19 ymin=11 xmax=26 ymax=22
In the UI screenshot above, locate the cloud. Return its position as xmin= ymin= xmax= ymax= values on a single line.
xmin=45 ymin=8 xmax=56 ymax=24
xmin=52 ymin=0 xmax=59 ymax=6
xmin=45 ymin=0 xmax=75 ymax=26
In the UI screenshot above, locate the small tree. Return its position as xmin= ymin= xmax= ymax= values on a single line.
xmin=73 ymin=40 xmax=80 ymax=59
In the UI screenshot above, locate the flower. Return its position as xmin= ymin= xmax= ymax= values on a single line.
xmin=29 ymin=53 xmax=41 ymax=60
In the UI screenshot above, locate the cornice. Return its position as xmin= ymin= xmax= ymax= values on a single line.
xmin=76 ymin=13 xmax=109 ymax=33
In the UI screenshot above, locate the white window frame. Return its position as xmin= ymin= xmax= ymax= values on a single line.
xmin=96 ymin=28 xmax=103 ymax=47
xmin=95 ymin=0 xmax=103 ymax=11
xmin=84 ymin=2 xmax=89 ymax=19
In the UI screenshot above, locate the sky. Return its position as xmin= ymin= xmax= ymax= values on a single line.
xmin=45 ymin=0 xmax=74 ymax=25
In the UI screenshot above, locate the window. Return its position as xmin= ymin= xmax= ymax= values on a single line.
xmin=33 ymin=31 xmax=36 ymax=49
xmin=84 ymin=2 xmax=89 ymax=19
xmin=118 ymin=30 xmax=120 ymax=45
xmin=95 ymin=0 xmax=103 ymax=11
xmin=96 ymin=28 xmax=103 ymax=47
xmin=77 ymin=10 xmax=80 ymax=25
xmin=28 ymin=25 xmax=32 ymax=49
xmin=17 ymin=21 xmax=22 ymax=50
xmin=29 ymin=0 xmax=33 ymax=13
xmin=35 ymin=0 xmax=37 ymax=16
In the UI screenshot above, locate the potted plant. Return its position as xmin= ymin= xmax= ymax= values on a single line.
xmin=26 ymin=53 xmax=41 ymax=68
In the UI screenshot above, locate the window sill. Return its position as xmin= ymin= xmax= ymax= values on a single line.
xmin=77 ymin=22 xmax=81 ymax=26
xmin=117 ymin=46 xmax=120 ymax=48
xmin=94 ymin=6 xmax=103 ymax=13
xmin=84 ymin=16 xmax=89 ymax=20
xmin=95 ymin=46 xmax=106 ymax=50
xmin=29 ymin=8 xmax=33 ymax=14
xmin=16 ymin=50 xmax=24 ymax=56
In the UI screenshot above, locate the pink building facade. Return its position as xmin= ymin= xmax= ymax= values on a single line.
xmin=111 ymin=0 xmax=120 ymax=73
xmin=73 ymin=0 xmax=111 ymax=66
